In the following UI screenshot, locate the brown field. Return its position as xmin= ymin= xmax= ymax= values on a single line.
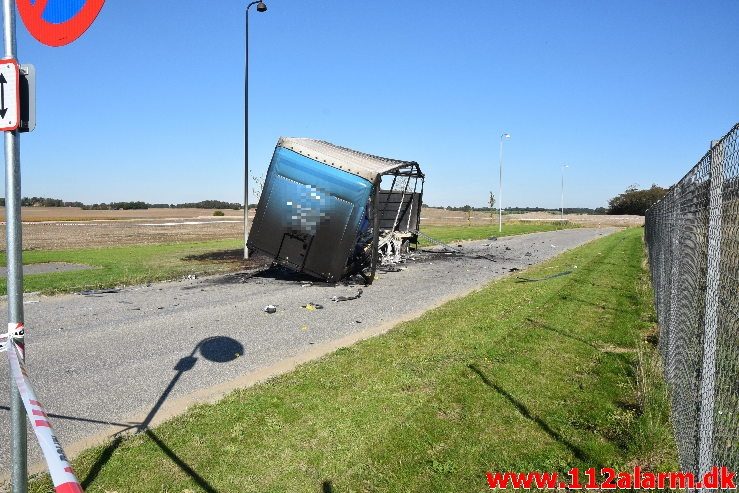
xmin=0 ymin=207 xmax=642 ymax=250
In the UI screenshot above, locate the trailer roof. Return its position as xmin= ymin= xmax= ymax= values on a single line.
xmin=277 ymin=137 xmax=422 ymax=182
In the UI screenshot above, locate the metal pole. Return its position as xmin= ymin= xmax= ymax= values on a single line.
xmin=559 ymin=164 xmax=565 ymax=222
xmin=3 ymin=0 xmax=28 ymax=490
xmin=243 ymin=4 xmax=251 ymax=259
xmin=498 ymin=136 xmax=503 ymax=232
xmin=698 ymin=139 xmax=724 ymax=487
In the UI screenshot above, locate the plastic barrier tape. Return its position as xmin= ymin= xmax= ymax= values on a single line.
xmin=6 ymin=323 xmax=83 ymax=493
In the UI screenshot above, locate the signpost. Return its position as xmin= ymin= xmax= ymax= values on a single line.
xmin=2 ymin=1 xmax=104 ymax=491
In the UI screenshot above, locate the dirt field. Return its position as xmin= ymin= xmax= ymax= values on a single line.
xmin=0 ymin=207 xmax=642 ymax=250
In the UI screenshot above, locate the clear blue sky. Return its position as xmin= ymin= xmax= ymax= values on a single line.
xmin=2 ymin=0 xmax=738 ymax=208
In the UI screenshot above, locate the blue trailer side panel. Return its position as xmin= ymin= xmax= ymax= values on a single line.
xmin=248 ymin=146 xmax=373 ymax=281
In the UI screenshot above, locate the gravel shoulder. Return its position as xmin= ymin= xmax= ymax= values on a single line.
xmin=0 ymin=227 xmax=617 ymax=478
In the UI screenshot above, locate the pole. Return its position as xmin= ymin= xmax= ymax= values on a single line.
xmin=559 ymin=164 xmax=565 ymax=222
xmin=498 ymin=136 xmax=503 ymax=232
xmin=243 ymin=4 xmax=251 ymax=259
xmin=3 ymin=0 xmax=28 ymax=490
xmin=698 ymin=139 xmax=724 ymax=488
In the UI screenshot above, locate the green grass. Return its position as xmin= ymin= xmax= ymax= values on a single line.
xmin=419 ymin=221 xmax=576 ymax=245
xmin=0 ymin=239 xmax=244 ymax=296
xmin=28 ymin=228 xmax=676 ymax=492
xmin=1 ymin=222 xmax=572 ymax=296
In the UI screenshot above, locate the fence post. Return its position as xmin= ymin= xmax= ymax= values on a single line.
xmin=666 ymin=187 xmax=681 ymax=387
xmin=697 ymin=139 xmax=724 ymax=485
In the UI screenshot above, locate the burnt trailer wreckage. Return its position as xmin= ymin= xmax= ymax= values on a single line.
xmin=248 ymin=138 xmax=425 ymax=283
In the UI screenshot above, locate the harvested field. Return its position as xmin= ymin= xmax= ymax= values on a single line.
xmin=0 ymin=208 xmax=251 ymax=250
xmin=0 ymin=207 xmax=243 ymax=222
xmin=0 ymin=207 xmax=642 ymax=250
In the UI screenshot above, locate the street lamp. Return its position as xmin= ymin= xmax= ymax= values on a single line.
xmin=561 ymin=164 xmax=569 ymax=222
xmin=244 ymin=0 xmax=267 ymax=259
xmin=499 ymin=132 xmax=510 ymax=232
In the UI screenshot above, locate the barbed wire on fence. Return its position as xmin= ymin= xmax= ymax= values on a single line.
xmin=645 ymin=122 xmax=739 ymax=482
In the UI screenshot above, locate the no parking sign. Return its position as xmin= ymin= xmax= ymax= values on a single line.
xmin=17 ymin=0 xmax=105 ymax=47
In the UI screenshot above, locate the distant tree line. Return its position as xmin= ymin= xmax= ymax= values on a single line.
xmin=607 ymin=184 xmax=668 ymax=215
xmin=0 ymin=197 xmax=243 ymax=210
xmin=18 ymin=197 xmax=85 ymax=207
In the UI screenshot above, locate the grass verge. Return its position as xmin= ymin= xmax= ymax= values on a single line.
xmin=27 ymin=228 xmax=676 ymax=492
xmin=1 ymin=222 xmax=572 ymax=296
xmin=0 ymin=239 xmax=244 ymax=296
xmin=419 ymin=221 xmax=577 ymax=245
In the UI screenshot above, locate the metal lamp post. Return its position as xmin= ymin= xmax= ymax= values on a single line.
xmin=244 ymin=0 xmax=267 ymax=259
xmin=561 ymin=164 xmax=569 ymax=222
xmin=498 ymin=132 xmax=510 ymax=232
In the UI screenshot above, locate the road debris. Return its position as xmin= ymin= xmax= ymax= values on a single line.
xmin=264 ymin=305 xmax=277 ymax=314
xmin=302 ymin=303 xmax=324 ymax=311
xmin=331 ymin=288 xmax=363 ymax=302
xmin=79 ymin=288 xmax=120 ymax=296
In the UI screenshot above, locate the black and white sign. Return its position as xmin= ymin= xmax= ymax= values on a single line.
xmin=0 ymin=58 xmax=20 ymax=132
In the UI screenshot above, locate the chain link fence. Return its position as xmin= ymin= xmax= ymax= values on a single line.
xmin=645 ymin=122 xmax=739 ymax=481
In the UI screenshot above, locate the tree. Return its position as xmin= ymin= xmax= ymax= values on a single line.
xmin=607 ymin=184 xmax=668 ymax=215
xmin=488 ymin=192 xmax=496 ymax=222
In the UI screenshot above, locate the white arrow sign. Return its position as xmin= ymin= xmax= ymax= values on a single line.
xmin=0 ymin=59 xmax=20 ymax=132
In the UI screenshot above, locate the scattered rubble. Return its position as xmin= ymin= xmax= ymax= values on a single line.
xmin=331 ymin=289 xmax=363 ymax=302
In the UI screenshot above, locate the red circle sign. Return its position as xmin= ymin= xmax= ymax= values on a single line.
xmin=17 ymin=0 xmax=105 ymax=47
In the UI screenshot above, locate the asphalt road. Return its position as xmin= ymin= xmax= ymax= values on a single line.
xmin=0 ymin=227 xmax=616 ymax=479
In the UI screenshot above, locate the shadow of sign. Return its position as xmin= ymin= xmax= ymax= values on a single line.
xmin=1 ymin=336 xmax=245 ymax=491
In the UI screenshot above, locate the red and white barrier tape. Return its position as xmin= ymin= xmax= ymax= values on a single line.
xmin=5 ymin=323 xmax=84 ymax=493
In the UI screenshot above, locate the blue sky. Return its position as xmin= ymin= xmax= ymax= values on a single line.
xmin=2 ymin=0 xmax=738 ymax=208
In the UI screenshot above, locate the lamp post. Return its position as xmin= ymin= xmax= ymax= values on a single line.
xmin=561 ymin=164 xmax=569 ymax=222
xmin=244 ymin=0 xmax=267 ymax=259
xmin=499 ymin=132 xmax=510 ymax=232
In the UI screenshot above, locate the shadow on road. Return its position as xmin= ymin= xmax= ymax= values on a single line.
xmin=1 ymin=336 xmax=244 ymax=491
xmin=79 ymin=335 xmax=245 ymax=490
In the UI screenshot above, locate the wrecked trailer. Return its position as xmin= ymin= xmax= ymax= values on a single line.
xmin=247 ymin=137 xmax=424 ymax=283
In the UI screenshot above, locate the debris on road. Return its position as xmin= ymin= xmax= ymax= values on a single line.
xmin=302 ymin=303 xmax=324 ymax=311
xmin=264 ymin=305 xmax=277 ymax=314
xmin=331 ymin=288 xmax=363 ymax=302
xmin=79 ymin=288 xmax=121 ymax=296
